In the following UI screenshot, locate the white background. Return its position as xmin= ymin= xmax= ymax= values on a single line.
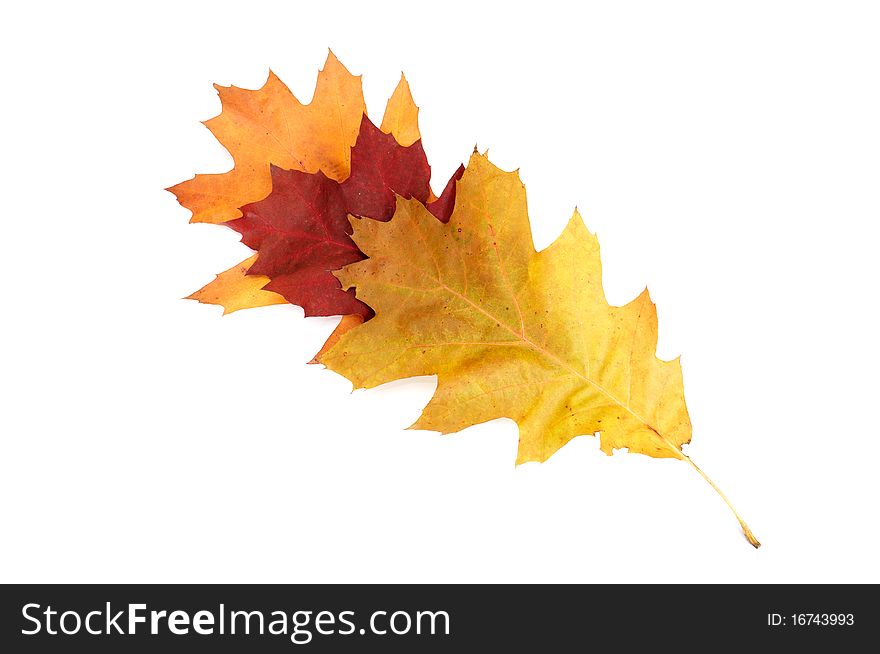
xmin=1 ymin=1 xmax=878 ymax=583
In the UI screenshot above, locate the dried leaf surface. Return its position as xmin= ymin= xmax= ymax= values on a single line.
xmin=320 ymin=152 xmax=692 ymax=465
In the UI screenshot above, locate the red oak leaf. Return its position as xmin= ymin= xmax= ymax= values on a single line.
xmin=228 ymin=115 xmax=434 ymax=318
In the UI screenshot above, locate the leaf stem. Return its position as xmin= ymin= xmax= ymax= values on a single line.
xmin=681 ymin=453 xmax=761 ymax=548
xmin=377 ymin=238 xmax=760 ymax=547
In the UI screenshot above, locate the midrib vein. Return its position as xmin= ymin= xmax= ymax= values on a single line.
xmin=397 ymin=257 xmax=673 ymax=451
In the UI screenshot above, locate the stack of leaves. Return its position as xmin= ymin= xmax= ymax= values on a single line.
xmin=169 ymin=52 xmax=759 ymax=547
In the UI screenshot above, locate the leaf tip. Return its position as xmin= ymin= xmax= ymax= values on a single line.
xmin=323 ymin=49 xmax=358 ymax=78
xmin=265 ymin=68 xmax=282 ymax=85
xmin=268 ymin=163 xmax=290 ymax=185
xmin=564 ymin=207 xmax=592 ymax=235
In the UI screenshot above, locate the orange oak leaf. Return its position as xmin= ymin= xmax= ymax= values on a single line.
xmin=178 ymin=56 xmax=425 ymax=315
xmin=169 ymin=51 xmax=365 ymax=225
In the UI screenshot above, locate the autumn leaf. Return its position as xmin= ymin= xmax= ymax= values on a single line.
xmin=318 ymin=151 xmax=760 ymax=548
xmin=177 ymin=57 xmax=430 ymax=315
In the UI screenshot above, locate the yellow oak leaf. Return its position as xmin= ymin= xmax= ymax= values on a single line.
xmin=319 ymin=151 xmax=759 ymax=547
xmin=185 ymin=254 xmax=285 ymax=315
xmin=168 ymin=50 xmax=365 ymax=225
